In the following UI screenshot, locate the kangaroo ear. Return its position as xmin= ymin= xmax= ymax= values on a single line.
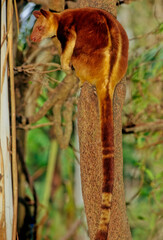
xmin=33 ymin=10 xmax=41 ymax=18
xmin=40 ymin=9 xmax=50 ymax=18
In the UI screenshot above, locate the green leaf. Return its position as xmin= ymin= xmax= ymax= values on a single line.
xmin=145 ymin=169 xmax=154 ymax=181
xmin=138 ymin=215 xmax=145 ymax=220
xmin=158 ymin=23 xmax=163 ymax=33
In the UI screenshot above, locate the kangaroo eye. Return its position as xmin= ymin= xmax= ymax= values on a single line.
xmin=38 ymin=26 xmax=43 ymax=31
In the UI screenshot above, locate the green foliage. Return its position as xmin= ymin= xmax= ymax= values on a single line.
xmin=27 ymin=123 xmax=50 ymax=170
xmin=122 ymin=1 xmax=163 ymax=239
xmin=17 ymin=1 xmax=163 ymax=239
xmin=127 ymin=44 xmax=163 ymax=117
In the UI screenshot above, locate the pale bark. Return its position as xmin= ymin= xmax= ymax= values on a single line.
xmin=0 ymin=1 xmax=13 ymax=239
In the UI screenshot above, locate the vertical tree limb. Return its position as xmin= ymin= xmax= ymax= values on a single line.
xmin=78 ymin=0 xmax=117 ymax=16
xmin=7 ymin=0 xmax=18 ymax=239
xmin=77 ymin=0 xmax=131 ymax=239
xmin=78 ymin=83 xmax=102 ymax=240
xmin=1 ymin=1 xmax=13 ymax=240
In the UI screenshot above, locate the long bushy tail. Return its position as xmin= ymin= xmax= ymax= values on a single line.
xmin=95 ymin=88 xmax=114 ymax=240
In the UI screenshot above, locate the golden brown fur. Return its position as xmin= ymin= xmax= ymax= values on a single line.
xmin=31 ymin=7 xmax=129 ymax=240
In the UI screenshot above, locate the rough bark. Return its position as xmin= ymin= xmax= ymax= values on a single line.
xmin=77 ymin=0 xmax=132 ymax=239
xmin=78 ymin=0 xmax=116 ymax=16
xmin=28 ymin=0 xmax=65 ymax=11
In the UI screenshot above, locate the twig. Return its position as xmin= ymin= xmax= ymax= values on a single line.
xmin=13 ymin=0 xmax=19 ymax=35
xmin=17 ymin=77 xmax=79 ymax=148
xmin=51 ymin=75 xmax=79 ymax=148
xmin=126 ymin=163 xmax=145 ymax=205
xmin=32 ymin=167 xmax=45 ymax=182
xmin=123 ymin=120 xmax=163 ymax=133
xmin=126 ymin=188 xmax=141 ymax=205
xmin=116 ymin=0 xmax=125 ymax=5
xmin=16 ymin=139 xmax=38 ymax=239
xmin=116 ymin=0 xmax=133 ymax=5
xmin=17 ymin=121 xmax=54 ymax=130
xmin=34 ymin=69 xmax=60 ymax=74
xmin=69 ymin=143 xmax=80 ymax=164
xmin=0 ymin=25 xmax=8 ymax=48
xmin=138 ymin=140 xmax=163 ymax=149
xmin=0 ymin=0 xmax=12 ymax=48
xmin=45 ymin=74 xmax=61 ymax=84
xmin=60 ymin=218 xmax=82 ymax=240
xmin=25 ymin=42 xmax=54 ymax=64
xmin=1 ymin=44 xmax=9 ymax=91
xmin=14 ymin=62 xmax=61 ymax=72
xmin=27 ymin=74 xmax=78 ymax=125
xmin=62 ymin=97 xmax=76 ymax=147
xmin=129 ymin=24 xmax=161 ymax=41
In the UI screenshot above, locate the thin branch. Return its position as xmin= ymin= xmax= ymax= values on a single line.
xmin=69 ymin=142 xmax=80 ymax=164
xmin=1 ymin=44 xmax=9 ymax=90
xmin=34 ymin=69 xmax=60 ymax=74
xmin=129 ymin=24 xmax=161 ymax=41
xmin=138 ymin=140 xmax=163 ymax=149
xmin=126 ymin=162 xmax=145 ymax=205
xmin=1 ymin=0 xmax=13 ymax=50
xmin=18 ymin=74 xmax=78 ymax=125
xmin=116 ymin=0 xmax=134 ymax=5
xmin=17 ymin=121 xmax=54 ymax=130
xmin=52 ymin=82 xmax=78 ymax=148
xmin=123 ymin=120 xmax=163 ymax=134
xmin=45 ymin=74 xmax=61 ymax=84
xmin=0 ymin=25 xmax=7 ymax=48
xmin=14 ymin=62 xmax=61 ymax=73
xmin=32 ymin=167 xmax=45 ymax=182
xmin=116 ymin=0 xmax=125 ymax=5
xmin=60 ymin=218 xmax=82 ymax=240
xmin=25 ymin=42 xmax=54 ymax=64
xmin=13 ymin=0 xmax=19 ymax=35
xmin=16 ymin=139 xmax=38 ymax=239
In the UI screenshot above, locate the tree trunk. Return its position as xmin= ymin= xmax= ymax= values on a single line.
xmin=0 ymin=1 xmax=13 ymax=239
xmin=77 ymin=0 xmax=132 ymax=239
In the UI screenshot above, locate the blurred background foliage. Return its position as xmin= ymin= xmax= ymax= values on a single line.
xmin=14 ymin=0 xmax=163 ymax=239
